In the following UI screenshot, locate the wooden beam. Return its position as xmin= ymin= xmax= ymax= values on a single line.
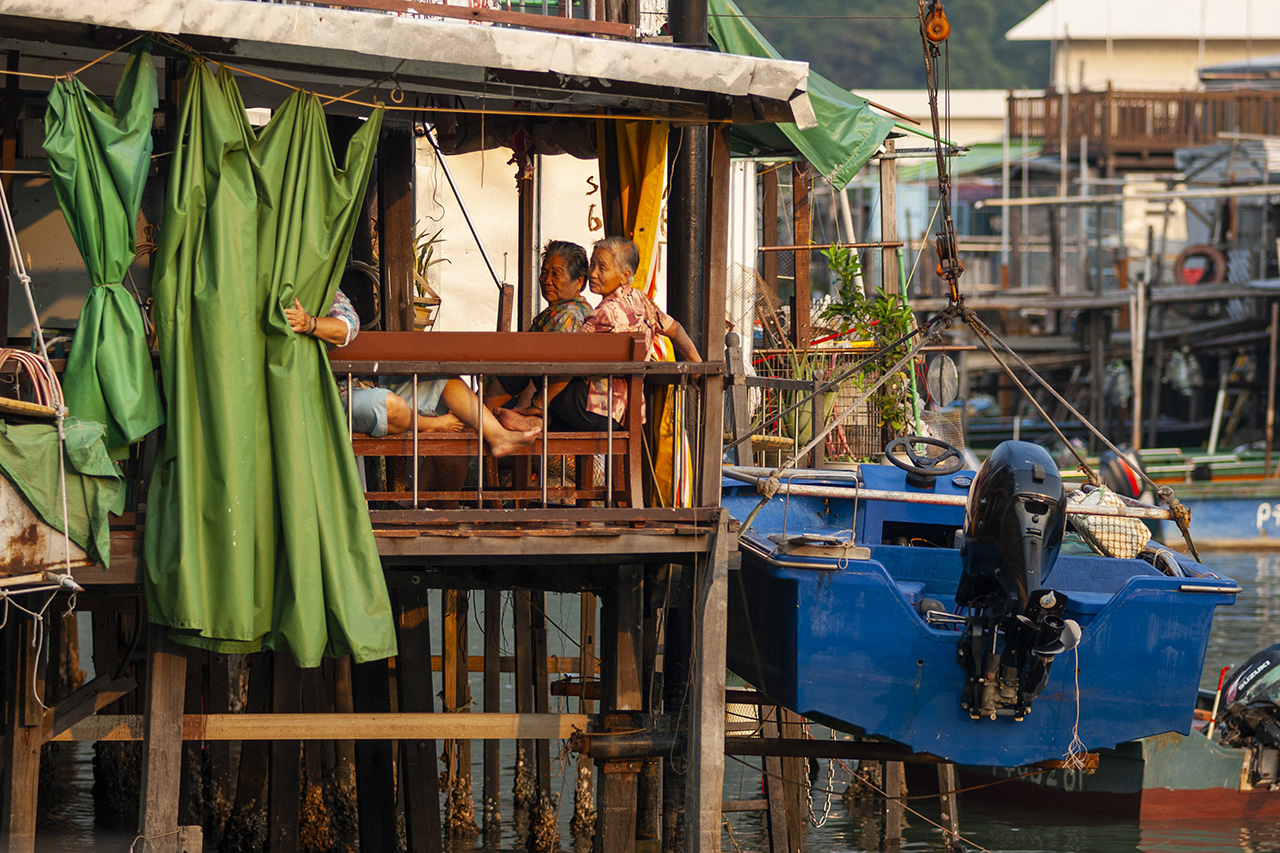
xmin=54 ymin=712 xmax=591 ymax=742
xmin=1 ymin=619 xmax=41 ymax=853
xmin=379 ymin=124 xmax=416 ymax=332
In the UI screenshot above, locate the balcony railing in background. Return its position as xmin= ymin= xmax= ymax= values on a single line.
xmin=282 ymin=0 xmax=639 ymax=39
xmin=1009 ymin=88 xmax=1280 ymax=164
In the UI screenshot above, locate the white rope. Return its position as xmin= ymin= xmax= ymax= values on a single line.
xmin=1062 ymin=644 xmax=1088 ymax=770
xmin=0 ymin=158 xmax=77 ymax=591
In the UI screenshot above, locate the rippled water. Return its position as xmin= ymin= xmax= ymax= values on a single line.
xmin=35 ymin=550 xmax=1280 ymax=851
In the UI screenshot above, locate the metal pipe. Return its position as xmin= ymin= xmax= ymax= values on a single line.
xmin=423 ymin=125 xmax=504 ymax=292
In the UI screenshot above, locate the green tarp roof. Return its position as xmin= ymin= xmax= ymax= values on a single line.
xmin=708 ymin=0 xmax=899 ymax=189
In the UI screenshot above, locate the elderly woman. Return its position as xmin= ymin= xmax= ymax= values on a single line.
xmin=488 ymin=240 xmax=593 ymax=416
xmin=286 ymin=291 xmax=538 ymax=458
xmin=514 ymin=236 xmax=700 ymax=431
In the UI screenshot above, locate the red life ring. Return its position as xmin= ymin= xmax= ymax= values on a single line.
xmin=1173 ymin=244 xmax=1227 ymax=285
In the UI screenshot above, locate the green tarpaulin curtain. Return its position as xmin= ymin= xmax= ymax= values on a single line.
xmin=708 ymin=0 xmax=898 ymax=190
xmin=144 ymin=63 xmax=395 ymax=667
xmin=44 ymin=44 xmax=162 ymax=454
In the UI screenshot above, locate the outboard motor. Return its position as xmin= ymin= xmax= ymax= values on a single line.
xmin=955 ymin=441 xmax=1082 ymax=720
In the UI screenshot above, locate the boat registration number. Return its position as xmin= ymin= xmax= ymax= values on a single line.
xmin=1257 ymin=503 xmax=1280 ymax=532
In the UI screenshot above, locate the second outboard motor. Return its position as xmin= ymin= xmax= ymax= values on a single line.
xmin=955 ymin=441 xmax=1082 ymax=720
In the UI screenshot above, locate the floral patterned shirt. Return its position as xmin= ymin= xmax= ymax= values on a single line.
xmin=581 ymin=286 xmax=671 ymax=423
xmin=530 ymin=295 xmax=592 ymax=334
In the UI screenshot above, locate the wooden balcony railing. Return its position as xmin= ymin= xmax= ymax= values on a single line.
xmin=1008 ymin=88 xmax=1280 ymax=164
xmin=290 ymin=0 xmax=638 ymax=39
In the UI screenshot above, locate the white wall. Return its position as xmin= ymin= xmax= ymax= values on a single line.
xmin=417 ymin=141 xmax=672 ymax=330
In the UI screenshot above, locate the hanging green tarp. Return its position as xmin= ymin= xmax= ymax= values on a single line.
xmin=709 ymin=0 xmax=899 ymax=189
xmin=44 ymin=44 xmax=162 ymax=454
xmin=0 ymin=419 xmax=124 ymax=568
xmin=144 ymin=63 xmax=395 ymax=667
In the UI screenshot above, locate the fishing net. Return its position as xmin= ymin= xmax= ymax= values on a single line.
xmin=1067 ymin=486 xmax=1151 ymax=560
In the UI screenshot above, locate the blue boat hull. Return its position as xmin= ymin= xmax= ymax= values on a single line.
xmin=724 ymin=466 xmax=1238 ymax=767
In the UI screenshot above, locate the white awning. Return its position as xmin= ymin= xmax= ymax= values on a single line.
xmin=0 ymin=0 xmax=815 ymax=127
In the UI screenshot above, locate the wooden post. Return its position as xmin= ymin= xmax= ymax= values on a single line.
xmin=882 ymin=761 xmax=904 ymax=849
xmin=444 ymin=589 xmax=478 ymax=836
xmin=759 ymin=706 xmax=790 ymax=853
xmin=791 ymin=161 xmax=812 ymax=348
xmin=699 ymin=124 xmax=731 ymax=508
xmin=661 ymin=570 xmax=692 ymax=853
xmin=517 ymin=163 xmax=537 ymax=331
xmin=726 ymin=333 xmax=753 ymax=465
xmin=1 ymin=619 xmax=41 ymax=853
xmin=530 ymin=591 xmax=552 ymax=795
xmin=268 ymin=652 xmax=302 ymax=851
xmin=595 ymin=565 xmax=644 ymax=853
xmin=396 ymin=588 xmax=444 ymax=853
xmin=0 ymin=50 xmax=20 ymax=342
xmin=483 ymin=589 xmax=503 ymax=836
xmin=138 ymin=629 xmax=189 ymax=853
xmin=1267 ymin=301 xmax=1278 ymax=477
xmin=513 ymin=590 xmax=536 ymax=817
xmin=351 ymin=657 xmax=396 ymax=852
xmin=223 ymin=653 xmax=271 ymax=847
xmin=937 ymin=763 xmax=961 ymax=852
xmin=574 ymin=592 xmax=598 ymax=843
xmin=779 ymin=709 xmax=807 ymax=851
xmin=761 ymin=167 xmax=780 ymax=296
xmin=379 ymin=123 xmax=416 ymax=332
xmin=683 ymin=518 xmax=734 ymax=852
xmin=880 ymin=138 xmax=900 ymax=296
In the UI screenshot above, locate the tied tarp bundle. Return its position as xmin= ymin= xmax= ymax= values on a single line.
xmin=44 ymin=43 xmax=163 ymax=454
xmin=144 ymin=63 xmax=396 ymax=666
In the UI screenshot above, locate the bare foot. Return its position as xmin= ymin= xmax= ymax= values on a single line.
xmin=496 ymin=408 xmax=544 ymax=433
xmin=488 ymin=426 xmax=541 ymax=459
xmin=420 ymin=413 xmax=465 ymax=433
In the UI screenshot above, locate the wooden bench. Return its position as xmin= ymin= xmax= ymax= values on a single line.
xmin=329 ymin=331 xmax=645 ymax=508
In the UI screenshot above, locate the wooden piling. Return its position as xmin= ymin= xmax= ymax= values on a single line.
xmin=443 ymin=588 xmax=479 ymax=838
xmin=1 ymin=618 xmax=41 ymax=853
xmin=882 ymin=761 xmax=905 ymax=849
xmin=483 ymin=588 xmax=503 ymax=837
xmin=395 ymin=587 xmax=444 ymax=853
xmin=138 ymin=628 xmax=189 ymax=853
xmin=938 ymin=762 xmax=962 ymax=852
xmin=268 ymin=651 xmax=302 ymax=851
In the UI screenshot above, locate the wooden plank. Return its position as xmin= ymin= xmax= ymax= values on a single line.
xmin=268 ymin=652 xmax=302 ymax=852
xmin=52 ymin=712 xmax=594 ymax=742
xmin=379 ymin=124 xmax=416 ymax=332
xmin=138 ymin=629 xmax=189 ymax=853
xmin=332 ymin=331 xmax=639 ymax=364
xmin=396 ymin=589 xmax=444 ymax=853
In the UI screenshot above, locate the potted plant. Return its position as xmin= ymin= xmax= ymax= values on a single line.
xmin=412 ymin=226 xmax=448 ymax=331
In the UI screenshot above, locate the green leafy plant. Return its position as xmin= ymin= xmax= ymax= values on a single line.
xmin=412 ymin=225 xmax=449 ymax=300
xmin=816 ymin=244 xmax=915 ymax=436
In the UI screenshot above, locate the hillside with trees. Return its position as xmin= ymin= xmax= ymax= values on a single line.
xmin=729 ymin=0 xmax=1050 ymax=91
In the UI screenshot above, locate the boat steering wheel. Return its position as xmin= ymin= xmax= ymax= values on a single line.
xmin=885 ymin=435 xmax=965 ymax=486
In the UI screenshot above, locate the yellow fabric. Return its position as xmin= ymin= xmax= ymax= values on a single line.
xmin=607 ymin=120 xmax=690 ymax=506
xmin=615 ymin=121 xmax=669 ymax=298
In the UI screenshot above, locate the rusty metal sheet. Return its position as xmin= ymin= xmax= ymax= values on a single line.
xmin=0 ymin=474 xmax=92 ymax=578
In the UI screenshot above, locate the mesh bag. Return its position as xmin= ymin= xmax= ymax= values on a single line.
xmin=1067 ymin=486 xmax=1151 ymax=560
